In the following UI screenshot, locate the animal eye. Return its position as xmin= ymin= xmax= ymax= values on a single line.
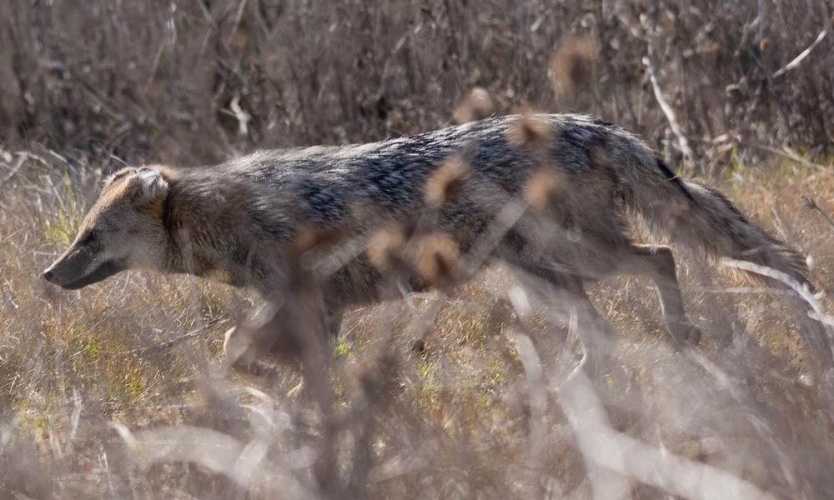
xmin=82 ymin=230 xmax=99 ymax=244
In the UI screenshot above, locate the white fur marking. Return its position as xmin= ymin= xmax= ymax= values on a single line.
xmin=136 ymin=169 xmax=168 ymax=197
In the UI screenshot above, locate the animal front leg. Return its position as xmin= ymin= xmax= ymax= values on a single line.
xmin=223 ymin=302 xmax=286 ymax=377
xmin=507 ymin=258 xmax=617 ymax=376
xmin=560 ymin=276 xmax=620 ymax=376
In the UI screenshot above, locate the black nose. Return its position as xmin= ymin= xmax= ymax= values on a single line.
xmin=43 ymin=269 xmax=55 ymax=282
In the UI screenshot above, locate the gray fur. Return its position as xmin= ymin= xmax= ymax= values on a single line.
xmin=44 ymin=113 xmax=812 ymax=369
xmin=168 ymin=114 xmax=806 ymax=292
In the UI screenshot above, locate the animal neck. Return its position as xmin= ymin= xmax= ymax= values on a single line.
xmin=156 ymin=169 xmax=279 ymax=292
xmin=160 ymin=176 xmax=232 ymax=280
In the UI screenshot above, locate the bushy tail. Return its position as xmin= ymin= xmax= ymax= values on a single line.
xmin=627 ymin=157 xmax=832 ymax=373
xmin=631 ymin=159 xmax=810 ymax=289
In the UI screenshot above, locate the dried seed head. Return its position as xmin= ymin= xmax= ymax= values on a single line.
xmin=295 ymin=225 xmax=343 ymax=253
xmin=367 ymin=227 xmax=408 ymax=272
xmin=589 ymin=145 xmax=610 ymax=167
xmin=526 ymin=168 xmax=563 ymax=213
xmin=548 ymin=35 xmax=599 ymax=99
xmin=453 ymin=87 xmax=494 ymax=124
xmin=416 ymin=233 xmax=460 ymax=286
xmin=349 ymin=199 xmax=381 ymax=227
xmin=506 ymin=111 xmax=555 ymax=151
xmin=425 ymin=156 xmax=470 ymax=208
xmin=758 ymin=38 xmax=770 ymax=52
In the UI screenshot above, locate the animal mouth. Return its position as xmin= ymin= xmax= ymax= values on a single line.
xmin=59 ymin=259 xmax=128 ymax=290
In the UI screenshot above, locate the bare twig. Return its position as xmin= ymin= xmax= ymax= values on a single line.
xmin=722 ymin=259 xmax=828 ymax=324
xmin=747 ymin=143 xmax=834 ymax=176
xmin=124 ymin=425 xmax=315 ymax=499
xmin=642 ymin=55 xmax=698 ymax=172
xmin=143 ymin=39 xmax=167 ymax=97
xmin=228 ymin=95 xmax=252 ymax=137
xmin=803 ymin=196 xmax=834 ymax=234
xmin=555 ymin=364 xmax=777 ymax=500
xmin=722 ymin=258 xmax=834 ymax=369
xmin=0 ymin=154 xmax=26 ymax=187
xmin=226 ymin=0 xmax=249 ymax=48
xmin=773 ymin=20 xmax=832 ymax=79
xmin=0 ymin=151 xmax=53 ymax=187
xmin=123 ymin=319 xmax=229 ymax=355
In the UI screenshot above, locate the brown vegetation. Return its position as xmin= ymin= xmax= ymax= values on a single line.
xmin=3 ymin=1 xmax=834 ymax=498
xmin=1 ymin=1 xmax=832 ymax=168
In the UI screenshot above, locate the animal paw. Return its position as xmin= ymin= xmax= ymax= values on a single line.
xmin=667 ymin=319 xmax=702 ymax=347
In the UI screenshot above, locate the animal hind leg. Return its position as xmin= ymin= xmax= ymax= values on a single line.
xmin=615 ymin=245 xmax=701 ymax=346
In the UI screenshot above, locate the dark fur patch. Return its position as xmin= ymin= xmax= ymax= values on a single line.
xmin=560 ymin=126 xmax=601 ymax=152
xmin=161 ymin=187 xmax=185 ymax=251
xmin=705 ymin=183 xmax=747 ymax=222
xmin=553 ymin=125 xmax=611 ymax=175
xmin=655 ymin=157 xmax=695 ymax=202
xmin=298 ymin=179 xmax=347 ymax=224
xmin=61 ymin=259 xmax=127 ymax=290
xmin=247 ymin=207 xmax=290 ymax=240
xmin=590 ymin=117 xmax=616 ymax=129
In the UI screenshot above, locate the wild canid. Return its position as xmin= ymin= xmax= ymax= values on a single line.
xmin=43 ymin=114 xmax=814 ymax=369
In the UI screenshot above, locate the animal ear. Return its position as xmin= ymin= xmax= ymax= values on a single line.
xmin=103 ymin=167 xmax=135 ymax=187
xmin=128 ymin=167 xmax=169 ymax=203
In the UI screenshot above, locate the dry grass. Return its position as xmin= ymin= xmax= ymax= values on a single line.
xmin=3 ymin=145 xmax=834 ymax=498
xmin=2 ymin=1 xmax=834 ymax=497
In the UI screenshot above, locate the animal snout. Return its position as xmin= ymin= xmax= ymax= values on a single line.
xmin=43 ymin=267 xmax=56 ymax=282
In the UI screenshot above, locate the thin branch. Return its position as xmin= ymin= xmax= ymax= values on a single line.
xmin=803 ymin=196 xmax=834 ymax=234
xmin=123 ymin=319 xmax=230 ymax=355
xmin=747 ymin=143 xmax=834 ymax=176
xmin=0 ymin=154 xmax=26 ymax=187
xmin=773 ymin=19 xmax=832 ymax=79
xmin=124 ymin=425 xmax=315 ymax=499
xmin=0 ymin=151 xmax=51 ymax=187
xmin=642 ymin=55 xmax=698 ymax=172
xmin=722 ymin=258 xmax=834 ymax=368
xmin=721 ymin=259 xmax=824 ymax=321
xmin=226 ymin=0 xmax=249 ymax=48
xmin=555 ymin=364 xmax=776 ymax=499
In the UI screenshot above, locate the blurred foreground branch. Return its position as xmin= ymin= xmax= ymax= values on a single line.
xmin=555 ymin=365 xmax=776 ymax=500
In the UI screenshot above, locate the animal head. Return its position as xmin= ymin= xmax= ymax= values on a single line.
xmin=43 ymin=166 xmax=171 ymax=290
